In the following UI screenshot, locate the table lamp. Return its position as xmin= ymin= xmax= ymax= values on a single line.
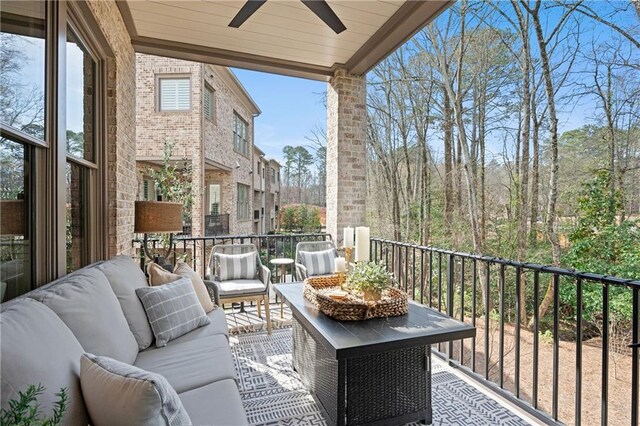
xmin=134 ymin=201 xmax=183 ymax=269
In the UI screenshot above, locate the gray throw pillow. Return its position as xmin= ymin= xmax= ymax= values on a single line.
xmin=136 ymin=277 xmax=210 ymax=347
xmin=80 ymin=353 xmax=191 ymax=426
xmin=215 ymin=251 xmax=257 ymax=281
xmin=300 ymin=248 xmax=336 ymax=276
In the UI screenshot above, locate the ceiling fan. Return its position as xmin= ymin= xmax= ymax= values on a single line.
xmin=229 ymin=0 xmax=347 ymax=34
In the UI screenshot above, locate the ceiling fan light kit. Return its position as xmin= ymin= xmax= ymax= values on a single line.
xmin=229 ymin=0 xmax=347 ymax=34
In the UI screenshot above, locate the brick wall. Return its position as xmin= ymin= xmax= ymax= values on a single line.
xmin=86 ymin=0 xmax=136 ymax=257
xmin=202 ymin=65 xmax=255 ymax=235
xmin=136 ymin=58 xmax=256 ymax=236
xmin=326 ymin=68 xmax=367 ymax=242
xmin=135 ymin=54 xmax=204 ymax=235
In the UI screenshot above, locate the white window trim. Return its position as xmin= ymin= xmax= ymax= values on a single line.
xmin=156 ymin=75 xmax=191 ymax=112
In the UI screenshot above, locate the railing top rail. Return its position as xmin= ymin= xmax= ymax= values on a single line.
xmin=371 ymin=237 xmax=640 ymax=288
xmin=132 ymin=233 xmax=332 ymax=244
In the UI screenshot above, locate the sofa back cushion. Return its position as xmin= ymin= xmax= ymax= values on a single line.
xmin=29 ymin=267 xmax=139 ymax=364
xmin=1 ymin=298 xmax=89 ymax=425
xmin=98 ymin=256 xmax=154 ymax=350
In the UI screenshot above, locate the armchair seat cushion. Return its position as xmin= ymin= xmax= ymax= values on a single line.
xmin=217 ymin=279 xmax=266 ymax=297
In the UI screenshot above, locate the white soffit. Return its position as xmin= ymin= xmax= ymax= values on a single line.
xmin=119 ymin=0 xmax=452 ymax=81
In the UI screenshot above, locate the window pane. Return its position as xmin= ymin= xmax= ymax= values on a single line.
xmin=0 ymin=137 xmax=32 ymax=300
xmin=0 ymin=1 xmax=46 ymax=140
xmin=66 ymin=27 xmax=96 ymax=161
xmin=66 ymin=162 xmax=88 ymax=272
xmin=160 ymin=78 xmax=190 ymax=111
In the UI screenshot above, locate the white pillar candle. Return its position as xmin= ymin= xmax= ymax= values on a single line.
xmin=343 ymin=226 xmax=354 ymax=247
xmin=354 ymin=226 xmax=370 ymax=262
xmin=335 ymin=257 xmax=346 ymax=273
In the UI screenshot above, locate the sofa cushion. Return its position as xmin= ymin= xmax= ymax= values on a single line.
xmin=147 ymin=261 xmax=180 ymax=286
xmin=167 ymin=307 xmax=229 ymax=345
xmin=174 ymin=262 xmax=215 ymax=313
xmin=216 ymin=251 xmax=257 ymax=281
xmin=29 ymin=267 xmax=139 ymax=364
xmin=136 ymin=277 xmax=210 ymax=347
xmin=134 ymin=334 xmax=236 ymax=393
xmin=179 ymin=380 xmax=248 ymax=426
xmin=299 ymin=248 xmax=336 ymax=276
xmin=98 ymin=255 xmax=154 ymax=350
xmin=217 ymin=279 xmax=266 ymax=297
xmin=0 ymin=299 xmax=89 ymax=425
xmin=80 ymin=353 xmax=191 ymax=426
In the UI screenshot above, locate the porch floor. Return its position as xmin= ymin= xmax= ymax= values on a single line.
xmin=223 ymin=293 xmax=544 ymax=426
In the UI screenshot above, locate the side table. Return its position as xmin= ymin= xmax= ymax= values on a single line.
xmin=269 ymin=257 xmax=294 ymax=318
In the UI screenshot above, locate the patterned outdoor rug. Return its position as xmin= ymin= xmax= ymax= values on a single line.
xmin=230 ymin=329 xmax=532 ymax=426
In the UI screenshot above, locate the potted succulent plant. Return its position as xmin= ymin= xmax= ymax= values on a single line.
xmin=346 ymin=261 xmax=391 ymax=302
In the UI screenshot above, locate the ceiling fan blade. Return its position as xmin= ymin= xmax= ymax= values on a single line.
xmin=229 ymin=0 xmax=267 ymax=28
xmin=301 ymin=0 xmax=346 ymax=34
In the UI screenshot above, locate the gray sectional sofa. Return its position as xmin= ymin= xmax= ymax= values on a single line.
xmin=0 ymin=255 xmax=248 ymax=425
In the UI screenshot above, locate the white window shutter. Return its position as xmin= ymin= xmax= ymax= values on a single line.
xmin=160 ymin=78 xmax=190 ymax=111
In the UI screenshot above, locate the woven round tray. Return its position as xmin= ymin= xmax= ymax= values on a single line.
xmin=303 ymin=275 xmax=408 ymax=321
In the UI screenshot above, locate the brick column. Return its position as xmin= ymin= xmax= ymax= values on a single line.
xmin=326 ymin=68 xmax=367 ymax=243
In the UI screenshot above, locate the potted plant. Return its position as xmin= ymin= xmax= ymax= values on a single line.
xmin=346 ymin=261 xmax=390 ymax=302
xmin=138 ymin=140 xmax=193 ymax=269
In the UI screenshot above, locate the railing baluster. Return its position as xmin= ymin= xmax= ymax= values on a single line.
xmin=460 ymin=257 xmax=465 ymax=365
xmin=447 ymin=253 xmax=455 ymax=358
xmin=515 ymin=266 xmax=521 ymax=398
xmin=412 ymin=246 xmax=416 ymax=301
xmin=472 ymin=259 xmax=477 ymax=373
xmin=420 ymin=248 xmax=425 ymax=305
xmin=631 ymin=287 xmax=639 ymax=426
xmin=429 ymin=250 xmax=433 ymax=308
xmin=553 ymin=273 xmax=560 ymax=421
xmin=499 ymin=264 xmax=505 ymax=388
xmin=533 ymin=270 xmax=539 ymax=409
xmin=484 ymin=261 xmax=490 ymax=381
xmin=438 ymin=252 xmax=443 ymax=313
xmin=575 ymin=278 xmax=583 ymax=426
xmin=601 ymin=283 xmax=609 ymax=426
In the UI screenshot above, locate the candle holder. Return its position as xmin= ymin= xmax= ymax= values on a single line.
xmin=344 ymin=246 xmax=353 ymax=274
xmin=336 ymin=271 xmax=346 ymax=290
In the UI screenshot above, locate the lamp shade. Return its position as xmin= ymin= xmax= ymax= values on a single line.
xmin=0 ymin=200 xmax=25 ymax=236
xmin=134 ymin=201 xmax=183 ymax=233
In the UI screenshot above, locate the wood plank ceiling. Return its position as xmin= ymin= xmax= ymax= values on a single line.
xmin=119 ymin=0 xmax=452 ymax=80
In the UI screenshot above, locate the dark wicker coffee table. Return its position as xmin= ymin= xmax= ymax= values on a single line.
xmin=275 ymin=283 xmax=475 ymax=426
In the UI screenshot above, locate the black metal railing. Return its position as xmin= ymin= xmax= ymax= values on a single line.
xmin=132 ymin=232 xmax=331 ymax=282
xmin=370 ymin=238 xmax=639 ymax=426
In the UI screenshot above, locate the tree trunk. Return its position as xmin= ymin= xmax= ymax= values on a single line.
xmin=443 ymin=89 xmax=454 ymax=232
xmin=526 ymin=0 xmax=562 ymax=325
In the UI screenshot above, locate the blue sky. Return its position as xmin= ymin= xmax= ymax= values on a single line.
xmin=232 ymin=69 xmax=327 ymax=164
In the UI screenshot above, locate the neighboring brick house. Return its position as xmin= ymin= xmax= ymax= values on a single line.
xmin=251 ymin=146 xmax=281 ymax=234
xmin=135 ymin=54 xmax=279 ymax=236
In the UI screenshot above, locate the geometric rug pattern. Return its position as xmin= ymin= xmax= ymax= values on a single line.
xmin=230 ymin=329 xmax=532 ymax=426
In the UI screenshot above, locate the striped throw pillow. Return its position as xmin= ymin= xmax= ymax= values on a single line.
xmin=300 ymin=249 xmax=336 ymax=276
xmin=135 ymin=277 xmax=210 ymax=347
xmin=215 ymin=252 xmax=257 ymax=281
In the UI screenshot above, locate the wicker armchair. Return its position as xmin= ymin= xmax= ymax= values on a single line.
xmin=295 ymin=240 xmax=338 ymax=281
xmin=206 ymin=243 xmax=272 ymax=334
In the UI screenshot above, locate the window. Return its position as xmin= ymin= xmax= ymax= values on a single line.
xmin=271 ymin=168 xmax=276 ymax=183
xmin=143 ymin=178 xmax=156 ymax=201
xmin=233 ymin=112 xmax=249 ymax=156
xmin=66 ymin=25 xmax=98 ymax=273
xmin=237 ymin=184 xmax=250 ymax=221
xmin=203 ymin=84 xmax=215 ymax=122
xmin=206 ymin=184 xmax=220 ymax=215
xmin=158 ymin=77 xmax=190 ymax=111
xmin=0 ymin=2 xmax=106 ymax=297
